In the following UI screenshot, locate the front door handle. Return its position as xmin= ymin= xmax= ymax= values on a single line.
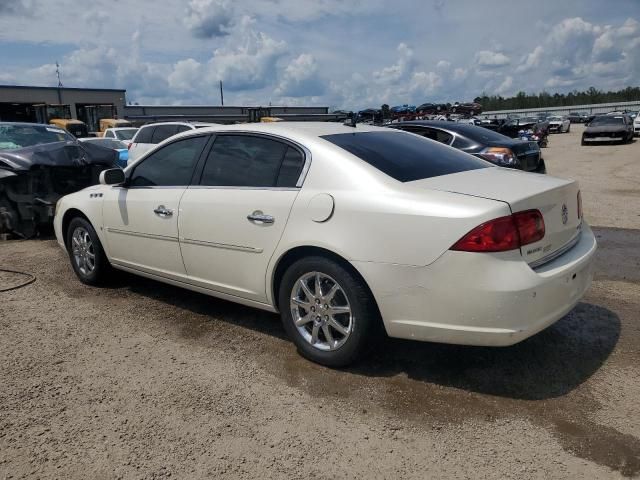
xmin=247 ymin=211 xmax=274 ymax=224
xmin=153 ymin=205 xmax=173 ymax=217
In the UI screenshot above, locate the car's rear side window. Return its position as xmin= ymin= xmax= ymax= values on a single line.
xmin=199 ymin=135 xmax=303 ymax=188
xmin=134 ymin=126 xmax=154 ymax=144
xmin=151 ymin=125 xmax=179 ymax=144
xmin=321 ymin=131 xmax=489 ymax=182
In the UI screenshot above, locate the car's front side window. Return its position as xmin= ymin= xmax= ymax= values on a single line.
xmin=129 ymin=135 xmax=209 ymax=187
xmin=199 ymin=135 xmax=304 ymax=188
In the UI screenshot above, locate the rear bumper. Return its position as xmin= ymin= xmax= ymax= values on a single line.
xmin=353 ymin=223 xmax=597 ymax=347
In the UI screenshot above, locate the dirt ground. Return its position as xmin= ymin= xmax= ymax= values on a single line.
xmin=1 ymin=126 xmax=639 ymax=479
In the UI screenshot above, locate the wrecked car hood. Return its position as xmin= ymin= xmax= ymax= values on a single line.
xmin=0 ymin=141 xmax=117 ymax=172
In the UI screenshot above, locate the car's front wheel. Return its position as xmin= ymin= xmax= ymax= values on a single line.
xmin=66 ymin=217 xmax=112 ymax=286
xmin=279 ymin=256 xmax=380 ymax=367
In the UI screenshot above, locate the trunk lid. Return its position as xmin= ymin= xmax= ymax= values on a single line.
xmin=409 ymin=168 xmax=582 ymax=265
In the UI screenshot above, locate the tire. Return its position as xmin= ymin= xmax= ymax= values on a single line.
xmin=567 ymin=124 xmax=570 ymax=133
xmin=66 ymin=217 xmax=112 ymax=286
xmin=581 ymin=137 xmax=587 ymax=146
xmin=279 ymin=256 xmax=380 ymax=368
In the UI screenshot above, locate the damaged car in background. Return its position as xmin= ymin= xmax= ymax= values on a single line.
xmin=0 ymin=122 xmax=118 ymax=238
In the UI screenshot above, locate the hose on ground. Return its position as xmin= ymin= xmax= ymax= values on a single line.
xmin=0 ymin=268 xmax=36 ymax=292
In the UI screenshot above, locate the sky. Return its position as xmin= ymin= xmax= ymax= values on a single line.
xmin=0 ymin=0 xmax=638 ymax=109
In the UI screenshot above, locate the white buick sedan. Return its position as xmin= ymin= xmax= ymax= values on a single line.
xmin=54 ymin=122 xmax=596 ymax=367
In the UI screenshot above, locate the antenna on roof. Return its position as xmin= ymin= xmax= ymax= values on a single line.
xmin=55 ymin=61 xmax=63 ymax=88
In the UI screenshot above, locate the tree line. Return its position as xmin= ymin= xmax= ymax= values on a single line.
xmin=474 ymin=86 xmax=640 ymax=111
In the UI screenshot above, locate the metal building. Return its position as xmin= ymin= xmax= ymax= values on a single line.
xmin=0 ymin=85 xmax=127 ymax=131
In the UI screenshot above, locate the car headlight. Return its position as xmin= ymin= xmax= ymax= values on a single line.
xmin=479 ymin=147 xmax=517 ymax=166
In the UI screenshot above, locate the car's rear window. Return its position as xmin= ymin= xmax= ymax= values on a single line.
xmin=320 ymin=131 xmax=489 ymax=182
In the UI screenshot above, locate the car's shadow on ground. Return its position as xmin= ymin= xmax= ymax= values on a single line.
xmin=115 ymin=272 xmax=620 ymax=401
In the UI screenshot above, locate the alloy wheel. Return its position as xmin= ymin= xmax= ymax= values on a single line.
xmin=290 ymin=272 xmax=353 ymax=351
xmin=71 ymin=226 xmax=96 ymax=276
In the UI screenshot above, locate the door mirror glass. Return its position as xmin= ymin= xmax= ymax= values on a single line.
xmin=99 ymin=168 xmax=126 ymax=185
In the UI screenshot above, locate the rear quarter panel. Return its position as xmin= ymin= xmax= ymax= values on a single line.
xmin=266 ymin=142 xmax=512 ymax=303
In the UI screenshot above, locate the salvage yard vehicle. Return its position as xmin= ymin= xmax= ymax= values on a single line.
xmin=54 ymin=122 xmax=596 ymax=367
xmin=548 ymin=116 xmax=571 ymax=133
xmin=387 ymin=120 xmax=545 ymax=172
xmin=581 ymin=115 xmax=634 ymax=145
xmin=49 ymin=118 xmax=90 ymax=138
xmin=495 ymin=116 xmax=549 ymax=148
xmin=99 ymin=118 xmax=132 ymax=134
xmin=127 ymin=121 xmax=217 ymax=164
xmin=634 ymin=112 xmax=640 ymax=136
xmin=79 ymin=137 xmax=129 ymax=168
xmin=102 ymin=127 xmax=138 ymax=145
xmin=0 ymin=122 xmax=117 ymax=238
xmin=567 ymin=111 xmax=590 ymax=123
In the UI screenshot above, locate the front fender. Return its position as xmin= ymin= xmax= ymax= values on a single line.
xmin=54 ymin=186 xmax=108 ymax=254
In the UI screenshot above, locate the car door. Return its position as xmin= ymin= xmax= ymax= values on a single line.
xmin=102 ymin=134 xmax=210 ymax=280
xmin=178 ymin=133 xmax=307 ymax=303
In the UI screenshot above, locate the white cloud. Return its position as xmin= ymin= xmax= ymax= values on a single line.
xmin=496 ymin=75 xmax=513 ymax=95
xmin=516 ymin=45 xmax=543 ymax=73
xmin=275 ymin=54 xmax=324 ymax=97
xmin=184 ymin=0 xmax=235 ymax=38
xmin=474 ymin=50 xmax=510 ymax=67
xmin=372 ymin=43 xmax=415 ymax=84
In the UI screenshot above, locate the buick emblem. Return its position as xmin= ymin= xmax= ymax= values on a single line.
xmin=561 ymin=204 xmax=569 ymax=225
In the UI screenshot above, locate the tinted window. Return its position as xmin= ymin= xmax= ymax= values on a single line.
xmin=276 ymin=147 xmax=305 ymax=187
xmin=129 ymin=136 xmax=208 ymax=187
xmin=104 ymin=130 xmax=114 ymax=138
xmin=403 ymin=127 xmax=452 ymax=145
xmin=134 ymin=126 xmax=154 ymax=143
xmin=175 ymin=125 xmax=192 ymax=134
xmin=321 ymin=131 xmax=489 ymax=182
xmin=200 ymin=135 xmax=292 ymax=187
xmin=151 ymin=125 xmax=179 ymax=143
xmin=590 ymin=116 xmax=625 ymax=126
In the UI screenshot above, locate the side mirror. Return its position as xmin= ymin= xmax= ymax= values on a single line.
xmin=99 ymin=168 xmax=126 ymax=186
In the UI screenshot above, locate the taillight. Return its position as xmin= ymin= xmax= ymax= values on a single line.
xmin=451 ymin=210 xmax=545 ymax=253
xmin=513 ymin=209 xmax=545 ymax=246
xmin=128 ymin=143 xmax=133 ymax=150
xmin=577 ymin=190 xmax=582 ymax=219
xmin=478 ymin=147 xmax=516 ymax=167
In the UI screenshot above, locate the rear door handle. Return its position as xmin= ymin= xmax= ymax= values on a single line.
xmin=153 ymin=205 xmax=173 ymax=217
xmin=247 ymin=211 xmax=274 ymax=224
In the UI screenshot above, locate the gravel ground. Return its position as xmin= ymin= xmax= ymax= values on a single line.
xmin=1 ymin=126 xmax=639 ymax=479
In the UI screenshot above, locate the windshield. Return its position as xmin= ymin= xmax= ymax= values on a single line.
xmin=0 ymin=124 xmax=75 ymax=150
xmin=590 ymin=116 xmax=625 ymax=126
xmin=549 ymin=117 xmax=563 ymax=121
xmin=321 ymin=131 xmax=489 ymax=182
xmin=114 ymin=128 xmax=138 ymax=140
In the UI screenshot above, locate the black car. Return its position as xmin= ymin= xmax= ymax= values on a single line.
xmin=388 ymin=120 xmax=545 ymax=173
xmin=568 ymin=111 xmax=590 ymax=123
xmin=0 ymin=122 xmax=118 ymax=238
xmin=581 ymin=115 xmax=634 ymax=145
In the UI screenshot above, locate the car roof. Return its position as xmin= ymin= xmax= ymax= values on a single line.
xmin=392 ymin=120 xmax=491 ymax=135
xmin=168 ymin=121 xmax=396 ymax=146
xmin=107 ymin=127 xmax=137 ymax=130
xmin=139 ymin=121 xmax=217 ymax=129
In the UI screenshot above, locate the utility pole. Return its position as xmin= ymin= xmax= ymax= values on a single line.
xmin=219 ymin=80 xmax=224 ymax=107
xmin=55 ymin=61 xmax=63 ymax=105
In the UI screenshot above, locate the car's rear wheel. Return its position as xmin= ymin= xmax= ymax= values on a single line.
xmin=279 ymin=256 xmax=379 ymax=367
xmin=66 ymin=217 xmax=112 ymax=286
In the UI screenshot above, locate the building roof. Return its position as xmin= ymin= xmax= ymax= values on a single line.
xmin=0 ymin=84 xmax=126 ymax=93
